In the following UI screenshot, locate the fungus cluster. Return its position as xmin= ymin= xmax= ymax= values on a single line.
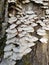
xmin=3 ymin=0 xmax=49 ymax=65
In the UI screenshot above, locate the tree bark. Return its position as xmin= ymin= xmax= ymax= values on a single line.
xmin=0 ymin=0 xmax=8 ymax=62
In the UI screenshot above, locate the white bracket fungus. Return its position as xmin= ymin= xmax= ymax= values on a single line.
xmin=3 ymin=0 xmax=49 ymax=65
xmin=40 ymin=37 xmax=48 ymax=43
xmin=8 ymin=0 xmax=16 ymax=3
xmin=46 ymin=9 xmax=49 ymax=15
xmin=37 ymin=28 xmax=46 ymax=36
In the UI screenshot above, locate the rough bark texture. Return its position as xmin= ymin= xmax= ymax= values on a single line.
xmin=0 ymin=0 xmax=49 ymax=65
xmin=0 ymin=0 xmax=5 ymax=61
xmin=0 ymin=0 xmax=7 ymax=62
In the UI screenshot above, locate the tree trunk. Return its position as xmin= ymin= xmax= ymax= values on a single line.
xmin=0 ymin=0 xmax=49 ymax=65
xmin=0 ymin=0 xmax=8 ymax=62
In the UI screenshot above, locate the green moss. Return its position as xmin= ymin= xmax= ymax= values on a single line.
xmin=22 ymin=54 xmax=31 ymax=65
